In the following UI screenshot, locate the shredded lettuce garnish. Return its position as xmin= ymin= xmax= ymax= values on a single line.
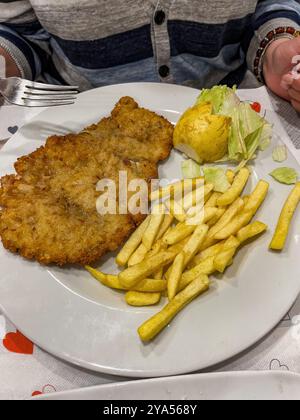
xmin=203 ymin=167 xmax=231 ymax=193
xmin=197 ymin=85 xmax=240 ymax=115
xmin=272 ymin=145 xmax=288 ymax=163
xmin=181 ymin=159 xmax=202 ymax=179
xmin=270 ymin=167 xmax=298 ymax=185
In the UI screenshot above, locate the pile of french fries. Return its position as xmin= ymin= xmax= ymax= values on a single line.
xmin=86 ymin=167 xmax=270 ymax=342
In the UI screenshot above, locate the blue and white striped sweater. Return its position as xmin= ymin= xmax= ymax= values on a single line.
xmin=0 ymin=0 xmax=300 ymax=90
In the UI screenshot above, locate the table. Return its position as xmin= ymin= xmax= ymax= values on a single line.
xmin=1 ymin=79 xmax=300 ymax=400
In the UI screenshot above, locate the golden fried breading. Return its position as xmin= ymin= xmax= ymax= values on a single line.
xmin=0 ymin=97 xmax=173 ymax=265
xmin=86 ymin=96 xmax=173 ymax=163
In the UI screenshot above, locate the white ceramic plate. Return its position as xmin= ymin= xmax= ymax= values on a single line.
xmin=33 ymin=371 xmax=300 ymax=400
xmin=0 ymin=83 xmax=299 ymax=377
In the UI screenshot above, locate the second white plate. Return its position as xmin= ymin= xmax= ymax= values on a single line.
xmin=33 ymin=371 xmax=300 ymax=400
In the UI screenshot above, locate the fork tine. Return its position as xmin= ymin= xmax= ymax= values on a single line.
xmin=21 ymin=99 xmax=75 ymax=107
xmin=25 ymin=81 xmax=79 ymax=91
xmin=22 ymin=93 xmax=77 ymax=101
xmin=25 ymin=89 xmax=78 ymax=96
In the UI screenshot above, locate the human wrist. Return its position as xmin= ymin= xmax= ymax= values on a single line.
xmin=263 ymin=38 xmax=290 ymax=76
xmin=263 ymin=38 xmax=291 ymax=100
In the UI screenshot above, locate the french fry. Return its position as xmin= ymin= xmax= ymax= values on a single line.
xmin=85 ymin=266 xmax=106 ymax=281
xmin=178 ymin=256 xmax=215 ymax=290
xmin=129 ymin=239 xmax=165 ymax=268
xmin=186 ymin=204 xmax=219 ymax=220
xmin=207 ymin=208 xmax=226 ymax=227
xmin=211 ymin=198 xmax=244 ymax=235
xmin=202 ymin=207 xmax=219 ymax=223
xmin=204 ymin=193 xmax=213 ymax=205
xmin=205 ymin=192 xmax=222 ymax=208
xmin=226 ymin=169 xmax=236 ymax=184
xmin=134 ymin=279 xmax=167 ymax=293
xmin=165 ymin=199 xmax=186 ymax=222
xmin=163 ymin=222 xmax=196 ymax=246
xmin=242 ymin=195 xmax=250 ymax=206
xmin=128 ymin=243 xmax=148 ymax=266
xmin=182 ymin=224 xmax=209 ymax=267
xmin=185 ymin=184 xmax=214 ymax=217
xmin=138 ymin=275 xmax=210 ymax=341
xmin=214 ymin=180 xmax=269 ymax=241
xmin=154 ymin=268 xmax=164 ymax=280
xmin=186 ymin=202 xmax=204 ymax=218
xmin=181 ymin=186 xmax=203 ymax=212
xmin=150 ymin=178 xmax=205 ymax=202
xmin=182 ymin=184 xmax=214 ymax=211
xmin=161 ymin=226 xmax=172 ymax=239
xmin=200 ymin=198 xmax=244 ymax=249
xmin=237 ymin=221 xmax=267 ymax=243
xmin=214 ymin=247 xmax=237 ymax=273
xmin=191 ymin=241 xmax=226 ymax=267
xmin=168 ymin=252 xmax=185 ymax=301
xmin=85 ymin=266 xmax=167 ymax=292
xmin=212 ymin=236 xmax=241 ymax=273
xmin=243 ymin=180 xmax=269 ymax=215
xmin=119 ymin=251 xmax=177 ymax=288
xmin=270 ymin=183 xmax=300 ymax=251
xmin=150 ymin=180 xmax=183 ymax=202
xmin=164 ymin=225 xmax=209 ymax=281
xmin=116 ymin=216 xmax=150 ymax=266
xmin=125 ymin=291 xmax=161 ymax=307
xmin=156 ymin=214 xmax=174 ymax=240
xmin=217 ymin=168 xmax=250 ymax=207
xmin=186 ymin=206 xmax=218 ymax=225
xmin=142 ymin=205 xmax=165 ymax=251
xmin=222 ymin=235 xmax=241 ymax=250
xmin=147 ymin=239 xmax=166 ymax=258
xmin=168 ymin=236 xmax=191 ymax=254
xmin=214 ymin=212 xmax=252 ymax=241
xmin=214 ymin=224 xmax=267 ymax=273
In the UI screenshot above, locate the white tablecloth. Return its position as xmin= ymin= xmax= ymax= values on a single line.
xmin=1 ymin=81 xmax=300 ymax=400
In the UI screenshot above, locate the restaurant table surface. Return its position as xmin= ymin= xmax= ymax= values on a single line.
xmin=1 ymin=75 xmax=300 ymax=400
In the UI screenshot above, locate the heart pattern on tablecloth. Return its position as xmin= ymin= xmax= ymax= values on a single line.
xmin=3 ymin=330 xmax=34 ymax=354
xmin=32 ymin=384 xmax=56 ymax=397
xmin=32 ymin=391 xmax=42 ymax=397
xmin=269 ymin=359 xmax=289 ymax=371
xmin=7 ymin=126 xmax=18 ymax=135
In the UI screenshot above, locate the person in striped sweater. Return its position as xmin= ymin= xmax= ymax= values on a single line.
xmin=1 ymin=1 xmax=300 ymax=110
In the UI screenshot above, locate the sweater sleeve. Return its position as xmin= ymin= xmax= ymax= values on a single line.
xmin=0 ymin=0 xmax=43 ymax=79
xmin=247 ymin=0 xmax=300 ymax=74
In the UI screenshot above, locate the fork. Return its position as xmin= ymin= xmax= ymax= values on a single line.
xmin=0 ymin=77 xmax=79 ymax=107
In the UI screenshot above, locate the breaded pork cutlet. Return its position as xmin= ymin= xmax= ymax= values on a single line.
xmin=0 ymin=97 xmax=173 ymax=266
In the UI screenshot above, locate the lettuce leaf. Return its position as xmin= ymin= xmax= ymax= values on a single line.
xmin=197 ymin=85 xmax=240 ymax=115
xmin=203 ymin=167 xmax=230 ymax=193
xmin=182 ymin=159 xmax=202 ymax=179
xmin=227 ymin=103 xmax=271 ymax=163
xmin=272 ymin=145 xmax=288 ymax=162
xmin=259 ymin=123 xmax=272 ymax=151
xmin=270 ymin=167 xmax=298 ymax=185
